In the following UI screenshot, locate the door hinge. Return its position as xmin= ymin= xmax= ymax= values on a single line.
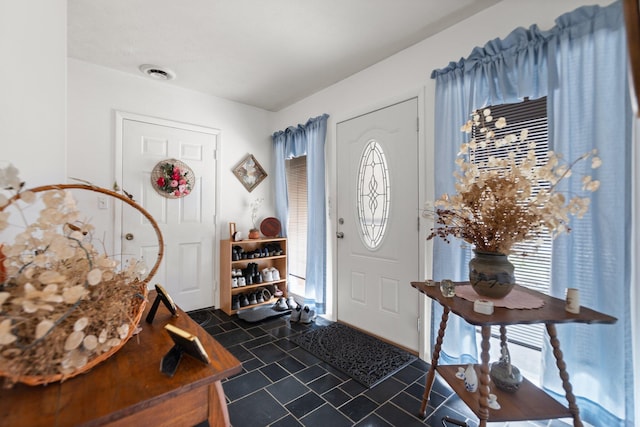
xmin=417 ymin=216 xmax=420 ymax=231
xmin=416 ymin=117 xmax=419 ymax=132
xmin=417 ymin=317 xmax=421 ymax=332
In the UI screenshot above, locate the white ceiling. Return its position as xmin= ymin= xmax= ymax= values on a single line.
xmin=68 ymin=0 xmax=500 ymax=112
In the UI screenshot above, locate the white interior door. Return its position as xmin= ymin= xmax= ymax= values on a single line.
xmin=336 ymin=98 xmax=420 ymax=351
xmin=118 ymin=115 xmax=218 ymax=312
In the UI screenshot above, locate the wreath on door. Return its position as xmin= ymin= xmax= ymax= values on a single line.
xmin=151 ymin=159 xmax=195 ymax=199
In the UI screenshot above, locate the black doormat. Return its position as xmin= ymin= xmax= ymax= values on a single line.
xmin=289 ymin=323 xmax=417 ymax=388
xmin=236 ymin=305 xmax=291 ymax=323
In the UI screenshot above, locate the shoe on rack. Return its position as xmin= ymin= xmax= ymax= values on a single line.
xmin=231 ymin=295 xmax=240 ymax=310
xmin=290 ymin=306 xmax=302 ymax=322
xmin=239 ymin=294 xmax=249 ymax=307
xmin=249 ymin=292 xmax=257 ymax=305
xmin=260 ymin=288 xmax=272 ymax=303
xmin=256 ymin=289 xmax=265 ymax=303
xmin=300 ymin=306 xmax=315 ymax=324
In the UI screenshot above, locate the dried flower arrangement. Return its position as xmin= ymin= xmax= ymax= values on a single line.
xmin=0 ymin=164 xmax=162 ymax=387
xmin=424 ymin=108 xmax=601 ymax=255
xmin=250 ymin=197 xmax=264 ymax=230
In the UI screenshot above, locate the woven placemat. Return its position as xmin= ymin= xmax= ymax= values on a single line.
xmin=455 ymin=284 xmax=545 ymax=309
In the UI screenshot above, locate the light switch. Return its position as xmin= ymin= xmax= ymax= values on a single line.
xmin=97 ymin=196 xmax=108 ymax=210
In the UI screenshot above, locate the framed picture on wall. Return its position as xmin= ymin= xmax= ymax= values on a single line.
xmin=232 ymin=154 xmax=267 ymax=192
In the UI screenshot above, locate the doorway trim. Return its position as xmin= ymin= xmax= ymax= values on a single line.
xmin=114 ymin=110 xmax=222 ymax=307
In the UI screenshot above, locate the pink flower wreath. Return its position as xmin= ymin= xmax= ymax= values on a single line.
xmin=151 ymin=159 xmax=195 ymax=199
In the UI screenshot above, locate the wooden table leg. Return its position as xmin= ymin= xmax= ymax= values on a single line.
xmin=208 ymin=380 xmax=231 ymax=427
xmin=419 ymin=306 xmax=450 ymax=418
xmin=477 ymin=325 xmax=491 ymax=427
xmin=546 ymin=323 xmax=583 ymax=427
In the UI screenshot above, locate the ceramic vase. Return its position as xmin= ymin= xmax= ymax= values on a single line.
xmin=463 ymin=364 xmax=478 ymax=393
xmin=469 ymin=250 xmax=515 ymax=298
xmin=248 ymin=229 xmax=260 ymax=239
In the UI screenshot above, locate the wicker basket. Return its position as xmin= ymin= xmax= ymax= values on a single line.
xmin=0 ymin=184 xmax=164 ymax=386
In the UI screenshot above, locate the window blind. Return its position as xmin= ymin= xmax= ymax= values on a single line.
xmin=471 ymin=97 xmax=549 ymax=350
xmin=285 ymin=156 xmax=308 ymax=290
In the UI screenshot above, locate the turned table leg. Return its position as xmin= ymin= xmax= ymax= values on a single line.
xmin=546 ymin=323 xmax=583 ymax=427
xmin=419 ymin=306 xmax=450 ymax=418
xmin=477 ymin=325 xmax=491 ymax=427
xmin=499 ymin=325 xmax=507 ymax=351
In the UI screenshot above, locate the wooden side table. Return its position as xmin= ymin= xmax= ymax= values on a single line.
xmin=0 ymin=293 xmax=242 ymax=427
xmin=411 ymin=281 xmax=617 ymax=427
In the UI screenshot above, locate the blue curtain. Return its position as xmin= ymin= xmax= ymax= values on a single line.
xmin=544 ymin=4 xmax=633 ymax=426
xmin=272 ymin=114 xmax=329 ymax=314
xmin=430 ymin=67 xmax=479 ymax=365
xmin=430 ymin=2 xmax=634 ymax=425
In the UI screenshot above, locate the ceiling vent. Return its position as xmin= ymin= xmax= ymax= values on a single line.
xmin=139 ymin=64 xmax=176 ymax=81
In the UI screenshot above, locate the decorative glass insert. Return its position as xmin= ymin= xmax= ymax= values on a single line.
xmin=357 ymin=139 xmax=390 ymax=249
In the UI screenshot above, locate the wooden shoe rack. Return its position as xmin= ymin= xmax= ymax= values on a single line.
xmin=220 ymin=237 xmax=287 ymax=315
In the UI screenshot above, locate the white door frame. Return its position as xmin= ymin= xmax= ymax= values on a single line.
xmin=114 ymin=110 xmax=222 ymax=308
xmin=329 ymin=88 xmax=431 ymax=360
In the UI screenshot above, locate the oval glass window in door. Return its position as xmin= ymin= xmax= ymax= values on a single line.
xmin=356 ymin=139 xmax=390 ymax=249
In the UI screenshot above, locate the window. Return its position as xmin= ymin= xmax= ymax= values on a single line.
xmin=471 ymin=97 xmax=549 ymax=351
xmin=357 ymin=139 xmax=391 ymax=249
xmin=285 ymin=156 xmax=307 ymax=297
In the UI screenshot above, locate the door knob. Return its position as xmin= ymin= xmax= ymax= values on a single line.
xmin=125 ymin=233 xmax=134 ymax=241
xmin=336 ymin=232 xmax=344 ymax=239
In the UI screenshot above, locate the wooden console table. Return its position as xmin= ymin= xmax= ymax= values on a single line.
xmin=0 ymin=293 xmax=242 ymax=427
xmin=411 ymin=281 xmax=617 ymax=427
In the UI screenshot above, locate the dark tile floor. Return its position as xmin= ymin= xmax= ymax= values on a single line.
xmin=187 ymin=307 xmax=573 ymax=427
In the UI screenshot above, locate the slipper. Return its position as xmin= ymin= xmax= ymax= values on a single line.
xmin=290 ymin=306 xmax=302 ymax=322
xmin=273 ymin=297 xmax=288 ymax=311
xmin=299 ymin=306 xmax=315 ymax=324
xmin=286 ymin=296 xmax=298 ymax=310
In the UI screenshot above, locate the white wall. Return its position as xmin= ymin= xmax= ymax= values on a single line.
xmin=67 ymin=59 xmax=275 ymax=252
xmin=0 ymin=0 xmax=66 ymax=185
xmin=271 ymin=0 xmax=611 ymax=322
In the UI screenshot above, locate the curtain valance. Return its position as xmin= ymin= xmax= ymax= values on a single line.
xmin=430 ymin=3 xmax=622 ymax=109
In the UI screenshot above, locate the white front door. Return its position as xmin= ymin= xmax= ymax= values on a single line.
xmin=336 ymin=98 xmax=420 ymax=352
xmin=117 ymin=114 xmax=219 ymax=312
